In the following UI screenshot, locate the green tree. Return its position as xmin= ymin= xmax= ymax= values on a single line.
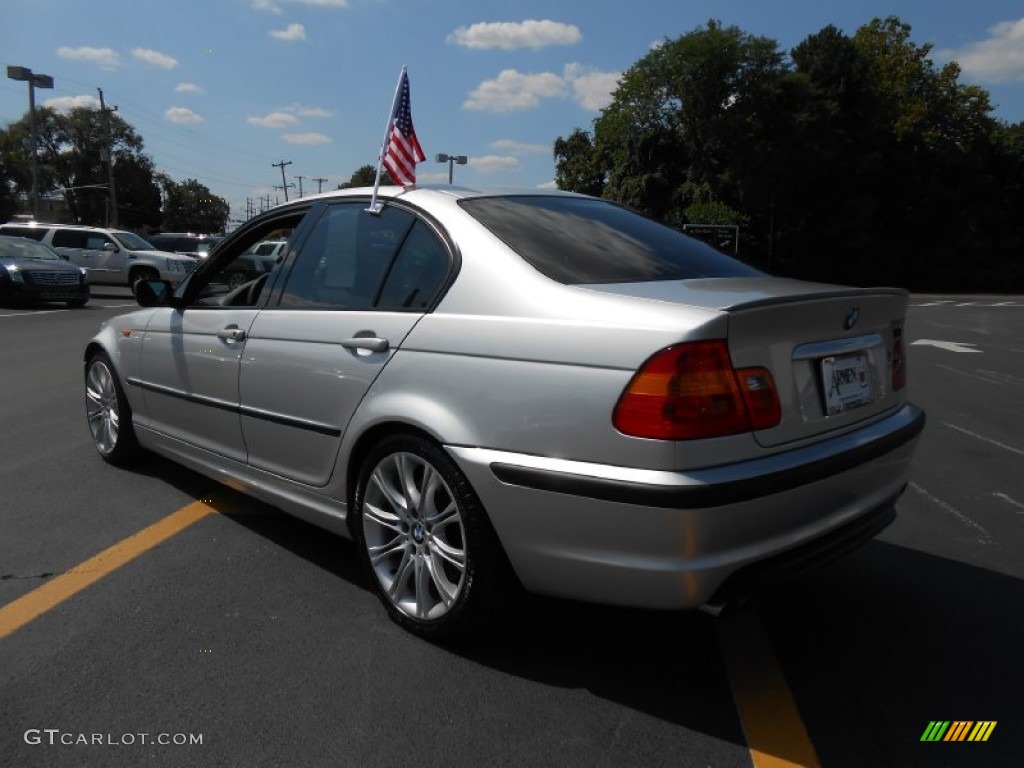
xmin=556 ymin=21 xmax=787 ymax=228
xmin=0 ymin=106 xmax=161 ymax=226
xmin=160 ymin=178 xmax=230 ymax=234
xmin=339 ymin=164 xmax=393 ymax=188
xmin=553 ymin=128 xmax=605 ymax=196
xmin=114 ymin=154 xmax=162 ymax=230
xmin=553 ymin=16 xmax=1023 ymax=289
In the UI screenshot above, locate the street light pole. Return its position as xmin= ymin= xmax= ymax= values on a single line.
xmin=7 ymin=66 xmax=54 ymax=220
xmin=435 ymin=153 xmax=467 ymax=185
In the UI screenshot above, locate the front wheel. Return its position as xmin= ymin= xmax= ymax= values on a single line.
xmin=85 ymin=352 xmax=142 ymax=466
xmin=130 ymin=268 xmax=159 ymax=297
xmin=353 ymin=434 xmax=514 ymax=639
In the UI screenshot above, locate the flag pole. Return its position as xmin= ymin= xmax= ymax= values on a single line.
xmin=367 ymin=65 xmax=407 ymax=214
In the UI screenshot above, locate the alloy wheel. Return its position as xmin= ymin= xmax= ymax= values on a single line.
xmin=362 ymin=451 xmax=468 ymax=621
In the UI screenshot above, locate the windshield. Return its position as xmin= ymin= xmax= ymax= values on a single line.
xmin=112 ymin=231 xmax=156 ymax=250
xmin=0 ymin=237 xmax=61 ymax=261
xmin=460 ymin=196 xmax=761 ymax=284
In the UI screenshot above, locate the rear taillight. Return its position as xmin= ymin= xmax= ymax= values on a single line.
xmin=613 ymin=340 xmax=781 ymax=440
xmin=891 ymin=324 xmax=906 ymax=391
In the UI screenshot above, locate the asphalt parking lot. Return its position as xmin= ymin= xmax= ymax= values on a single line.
xmin=0 ymin=290 xmax=1020 ymax=767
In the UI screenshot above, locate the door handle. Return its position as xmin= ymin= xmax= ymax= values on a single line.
xmin=217 ymin=327 xmax=246 ymax=343
xmin=341 ymin=336 xmax=389 ymax=353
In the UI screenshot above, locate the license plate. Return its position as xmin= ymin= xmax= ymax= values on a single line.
xmin=821 ymin=353 xmax=873 ymax=415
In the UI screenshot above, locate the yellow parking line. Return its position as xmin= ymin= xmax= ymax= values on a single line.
xmin=0 ymin=500 xmax=216 ymax=641
xmin=718 ymin=606 xmax=821 ymax=768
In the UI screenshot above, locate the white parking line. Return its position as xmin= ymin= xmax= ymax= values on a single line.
xmin=933 ymin=364 xmax=1002 ymax=386
xmin=942 ymin=422 xmax=1024 ymax=457
xmin=909 ymin=483 xmax=992 ymax=544
xmin=993 ymin=493 xmax=1024 ymax=515
xmin=0 ymin=309 xmax=70 ymax=317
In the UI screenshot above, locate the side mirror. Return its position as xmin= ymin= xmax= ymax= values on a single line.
xmin=58 ymin=253 xmax=69 ymax=261
xmin=103 ymin=242 xmax=119 ymax=252
xmin=135 ymin=279 xmax=177 ymax=307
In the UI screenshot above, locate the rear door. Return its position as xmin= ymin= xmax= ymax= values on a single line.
xmin=238 ymin=202 xmax=453 ymax=486
xmin=50 ymin=228 xmax=125 ymax=280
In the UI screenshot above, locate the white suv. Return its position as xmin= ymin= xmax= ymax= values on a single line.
xmin=0 ymin=222 xmax=196 ymax=294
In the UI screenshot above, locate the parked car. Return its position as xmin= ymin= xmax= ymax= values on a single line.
xmin=83 ymin=187 xmax=925 ymax=639
xmin=0 ymin=235 xmax=90 ymax=307
xmin=0 ymin=222 xmax=196 ymax=295
xmin=218 ymin=240 xmax=287 ymax=289
xmin=147 ymin=233 xmax=222 ymax=259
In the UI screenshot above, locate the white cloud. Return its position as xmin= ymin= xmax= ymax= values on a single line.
xmin=133 ymin=48 xmax=179 ymax=69
xmin=537 ymin=179 xmax=559 ymax=189
xmin=940 ymin=18 xmax=1024 ymax=82
xmin=416 ymin=171 xmax=451 ymax=184
xmin=248 ymin=112 xmax=300 ymax=128
xmin=491 ymin=139 xmax=549 ymax=154
xmin=165 ymin=107 xmax=203 ymax=124
xmin=464 ymin=66 xmax=619 ymax=113
xmin=563 ymin=63 xmax=620 ymax=111
xmin=448 ymin=20 xmax=581 ymax=50
xmin=270 ymin=23 xmax=307 ymax=41
xmin=56 ymin=46 xmax=120 ymax=69
xmin=464 ymin=69 xmax=566 ymax=112
xmin=251 ymin=0 xmax=281 ymax=11
xmin=281 ymin=103 xmax=332 ymax=118
xmin=282 ymin=132 xmax=332 ymax=145
xmin=175 ymin=82 xmax=204 ymax=94
xmin=470 ymin=155 xmax=520 ymax=173
xmin=43 ymin=95 xmax=101 ymax=111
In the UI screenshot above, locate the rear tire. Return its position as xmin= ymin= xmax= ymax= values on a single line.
xmin=84 ymin=352 xmax=142 ymax=466
xmin=352 ymin=434 xmax=515 ymax=640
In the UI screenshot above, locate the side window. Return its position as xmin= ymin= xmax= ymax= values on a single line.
xmin=85 ymin=235 xmax=109 ymax=250
xmin=278 ymin=203 xmax=414 ymax=309
xmin=377 ymin=221 xmax=450 ymax=310
xmin=188 ymin=213 xmax=306 ymax=307
xmin=0 ymin=226 xmax=45 ymax=241
xmin=51 ymin=229 xmax=90 ymax=248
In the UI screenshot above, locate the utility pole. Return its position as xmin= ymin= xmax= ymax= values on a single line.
xmin=271 ymin=160 xmax=292 ymax=201
xmin=97 ymin=88 xmax=118 ymax=226
xmin=273 ymin=183 xmax=294 ymax=204
xmin=294 ymin=175 xmax=305 ymax=198
xmin=313 ymin=177 xmax=328 ymax=194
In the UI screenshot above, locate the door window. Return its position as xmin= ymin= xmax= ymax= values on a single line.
xmin=187 ymin=212 xmax=306 ymax=307
xmin=277 ymin=203 xmax=450 ymax=310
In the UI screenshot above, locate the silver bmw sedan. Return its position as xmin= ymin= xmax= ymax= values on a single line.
xmin=84 ymin=187 xmax=924 ymax=639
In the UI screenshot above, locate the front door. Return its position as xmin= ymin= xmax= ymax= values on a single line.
xmin=129 ymin=208 xmax=312 ymax=462
xmin=134 ymin=307 xmax=258 ymax=461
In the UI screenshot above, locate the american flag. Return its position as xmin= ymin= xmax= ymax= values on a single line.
xmin=383 ymin=70 xmax=425 ymax=187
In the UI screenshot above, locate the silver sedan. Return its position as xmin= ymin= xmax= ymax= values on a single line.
xmin=84 ymin=187 xmax=924 ymax=638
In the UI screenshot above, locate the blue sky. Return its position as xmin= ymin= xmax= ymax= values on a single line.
xmin=3 ymin=0 xmax=1023 ymax=224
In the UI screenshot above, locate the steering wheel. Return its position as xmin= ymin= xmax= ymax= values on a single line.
xmin=243 ymin=272 xmax=270 ymax=306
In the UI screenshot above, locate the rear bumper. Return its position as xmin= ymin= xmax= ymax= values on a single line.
xmin=448 ymin=404 xmax=924 ymax=609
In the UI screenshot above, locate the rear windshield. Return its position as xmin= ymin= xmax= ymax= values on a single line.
xmin=459 ymin=195 xmax=760 ymax=284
